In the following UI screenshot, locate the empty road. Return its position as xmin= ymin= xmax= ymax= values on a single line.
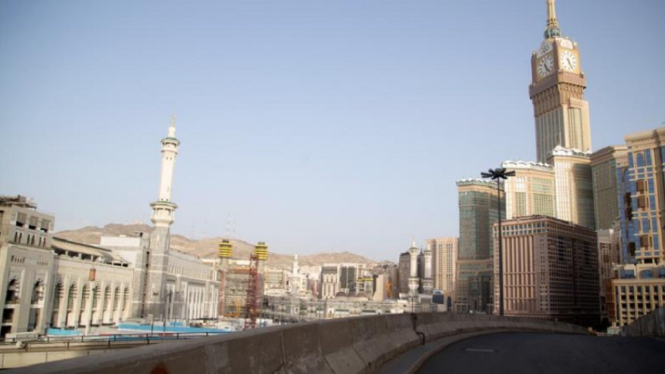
xmin=419 ymin=332 xmax=665 ymax=374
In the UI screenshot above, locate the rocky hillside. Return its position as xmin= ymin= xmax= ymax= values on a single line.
xmin=55 ymin=224 xmax=384 ymax=269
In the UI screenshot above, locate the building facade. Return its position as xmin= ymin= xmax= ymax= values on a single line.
xmin=427 ymin=237 xmax=457 ymax=302
xmin=318 ymin=263 xmax=369 ymax=300
xmin=397 ymin=252 xmax=410 ymax=296
xmin=494 ymin=215 xmax=600 ymax=324
xmin=604 ymin=127 xmax=665 ymax=327
xmin=0 ymin=197 xmax=135 ymax=338
xmin=0 ymin=197 xmax=56 ymax=337
xmin=597 ymin=229 xmax=620 ymax=321
xmin=623 ymin=128 xmax=665 ymax=265
xmin=616 ymin=147 xmax=635 ymax=264
xmin=502 ymin=161 xmax=556 ymax=220
xmin=455 ymin=179 xmax=503 ymax=313
xmin=548 ymin=146 xmax=595 ymax=230
xmin=591 ymin=146 xmax=628 ymax=230
xmin=608 ymin=264 xmax=665 ymax=326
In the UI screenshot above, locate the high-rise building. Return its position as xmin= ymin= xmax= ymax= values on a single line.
xmin=502 ymin=161 xmax=556 ymax=220
xmin=339 ymin=264 xmax=359 ymax=295
xmin=494 ymin=215 xmax=600 ymax=324
xmin=317 ymin=263 xmax=368 ymax=299
xmin=427 ymin=237 xmax=457 ymax=302
xmin=319 ymin=265 xmax=339 ymax=300
xmin=605 ymin=126 xmax=665 ymax=326
xmin=387 ymin=265 xmax=399 ymax=300
xmin=597 ymin=229 xmax=621 ymax=321
xmin=455 ymin=179 xmax=503 ymax=313
xmin=530 ymin=0 xmax=591 ymax=163
xmin=591 ymin=146 xmax=628 ymax=230
xmin=623 ymin=127 xmax=665 ymax=265
xmin=457 ymin=179 xmax=502 ymax=260
xmin=398 ymin=252 xmax=410 ymax=296
xmin=548 ymin=146 xmax=595 ymax=229
xmin=616 ymin=148 xmax=634 ymax=264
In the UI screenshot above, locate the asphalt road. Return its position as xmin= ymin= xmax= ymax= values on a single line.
xmin=419 ymin=332 xmax=665 ymax=374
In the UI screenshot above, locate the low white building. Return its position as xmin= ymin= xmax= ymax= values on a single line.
xmin=0 ymin=121 xmax=221 ymax=338
xmin=0 ymin=196 xmax=135 ymax=338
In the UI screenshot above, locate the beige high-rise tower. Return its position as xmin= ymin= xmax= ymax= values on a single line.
xmin=427 ymin=237 xmax=458 ymax=301
xmin=548 ymin=146 xmax=595 ymax=230
xmin=530 ymin=0 xmax=591 ymax=163
xmin=501 ymin=160 xmax=556 ymax=220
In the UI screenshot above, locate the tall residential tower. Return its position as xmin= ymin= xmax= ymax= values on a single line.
xmin=454 ymin=179 xmax=503 ymax=313
xmin=591 ymin=145 xmax=628 ymax=230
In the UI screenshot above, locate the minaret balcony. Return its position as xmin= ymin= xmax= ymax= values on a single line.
xmin=161 ymin=137 xmax=180 ymax=146
xmin=150 ymin=200 xmax=178 ymax=209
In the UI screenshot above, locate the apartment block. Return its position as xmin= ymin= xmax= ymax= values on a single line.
xmin=494 ymin=215 xmax=600 ymax=325
xmin=427 ymin=237 xmax=457 ymax=300
xmin=590 ymin=146 xmax=628 ymax=230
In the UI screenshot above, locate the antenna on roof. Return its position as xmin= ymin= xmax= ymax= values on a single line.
xmin=225 ymin=218 xmax=236 ymax=240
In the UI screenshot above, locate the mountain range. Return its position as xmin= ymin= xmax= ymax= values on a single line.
xmin=55 ymin=223 xmax=388 ymax=270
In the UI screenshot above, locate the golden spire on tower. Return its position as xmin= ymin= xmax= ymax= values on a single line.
xmin=544 ymin=0 xmax=562 ymax=39
xmin=546 ymin=0 xmax=558 ymax=28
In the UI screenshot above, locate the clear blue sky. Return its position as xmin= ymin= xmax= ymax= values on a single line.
xmin=1 ymin=0 xmax=663 ymax=262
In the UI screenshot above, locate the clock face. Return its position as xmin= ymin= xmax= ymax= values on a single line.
xmin=560 ymin=50 xmax=577 ymax=72
xmin=537 ymin=41 xmax=552 ymax=57
xmin=537 ymin=55 xmax=554 ymax=77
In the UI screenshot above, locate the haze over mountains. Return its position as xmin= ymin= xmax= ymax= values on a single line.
xmin=55 ymin=223 xmax=388 ymax=269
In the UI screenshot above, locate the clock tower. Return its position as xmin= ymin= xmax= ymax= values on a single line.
xmin=529 ymin=0 xmax=591 ymax=163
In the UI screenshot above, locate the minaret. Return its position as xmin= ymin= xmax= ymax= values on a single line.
xmin=292 ymin=254 xmax=299 ymax=275
xmin=143 ymin=117 xmax=181 ymax=319
xmin=150 ymin=116 xmax=180 ymax=227
xmin=422 ymin=244 xmax=433 ymax=295
xmin=408 ymin=240 xmax=420 ymax=304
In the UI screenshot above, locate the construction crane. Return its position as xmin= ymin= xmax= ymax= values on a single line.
xmin=225 ymin=299 xmax=242 ymax=318
xmin=218 ymin=239 xmax=233 ymax=319
xmin=243 ymin=254 xmax=259 ymax=330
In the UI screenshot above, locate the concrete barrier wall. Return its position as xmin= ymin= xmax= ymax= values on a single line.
xmin=8 ymin=314 xmax=587 ymax=374
xmin=0 ymin=350 xmax=112 ymax=370
xmin=621 ymin=306 xmax=665 ymax=337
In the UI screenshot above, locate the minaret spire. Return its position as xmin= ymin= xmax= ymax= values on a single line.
xmin=150 ymin=117 xmax=180 ymax=228
xmin=543 ymin=0 xmax=562 ymax=39
xmin=168 ymin=114 xmax=177 ymax=138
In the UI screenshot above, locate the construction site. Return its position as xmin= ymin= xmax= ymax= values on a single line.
xmin=215 ymin=240 xmax=268 ymax=330
xmin=212 ymin=239 xmax=431 ymax=332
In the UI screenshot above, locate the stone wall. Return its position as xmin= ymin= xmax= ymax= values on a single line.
xmin=10 ymin=313 xmax=587 ymax=374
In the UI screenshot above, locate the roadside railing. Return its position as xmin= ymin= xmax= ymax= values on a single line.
xmin=0 ymin=331 xmax=229 ymax=351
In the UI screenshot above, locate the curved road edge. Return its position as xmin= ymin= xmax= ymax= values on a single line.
xmin=377 ymin=328 xmax=588 ymax=374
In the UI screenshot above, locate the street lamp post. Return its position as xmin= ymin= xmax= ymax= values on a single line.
xmin=481 ymin=167 xmax=515 ymax=317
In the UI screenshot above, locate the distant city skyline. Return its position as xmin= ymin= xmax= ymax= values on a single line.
xmin=1 ymin=0 xmax=663 ymax=261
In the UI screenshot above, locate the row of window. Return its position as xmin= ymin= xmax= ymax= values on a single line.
xmin=11 ymin=231 xmax=48 ymax=247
